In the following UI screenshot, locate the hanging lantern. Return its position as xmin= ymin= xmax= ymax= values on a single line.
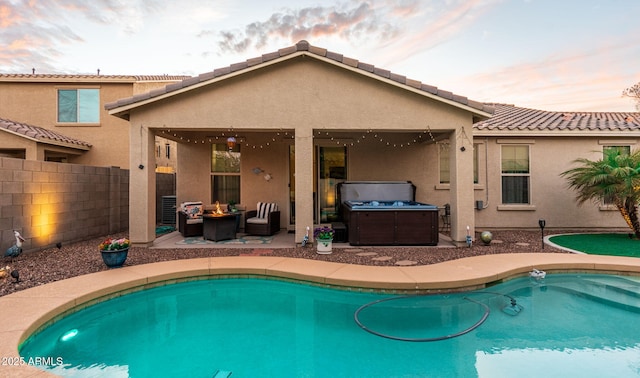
xmin=226 ymin=136 xmax=236 ymax=151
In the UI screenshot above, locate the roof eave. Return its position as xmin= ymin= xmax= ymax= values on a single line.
xmin=0 ymin=128 xmax=92 ymax=151
xmin=0 ymin=76 xmax=136 ymax=84
xmin=473 ymin=129 xmax=640 ymax=137
xmin=107 ymin=50 xmax=493 ymax=119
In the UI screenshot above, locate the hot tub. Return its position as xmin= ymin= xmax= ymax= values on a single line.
xmin=338 ymin=182 xmax=439 ymax=246
xmin=344 ymin=200 xmax=438 ymax=210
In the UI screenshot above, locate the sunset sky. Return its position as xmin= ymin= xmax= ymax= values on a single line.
xmin=1 ymin=0 xmax=639 ymax=112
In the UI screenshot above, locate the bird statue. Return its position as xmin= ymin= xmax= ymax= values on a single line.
xmin=301 ymin=226 xmax=310 ymax=247
xmin=5 ymin=230 xmax=25 ymax=261
xmin=10 ymin=269 xmax=19 ymax=283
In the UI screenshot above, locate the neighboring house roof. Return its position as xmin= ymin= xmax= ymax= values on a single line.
xmin=0 ymin=118 xmax=92 ymax=150
xmin=474 ymin=103 xmax=640 ymax=136
xmin=105 ymin=40 xmax=494 ymax=118
xmin=0 ymin=74 xmax=191 ymax=83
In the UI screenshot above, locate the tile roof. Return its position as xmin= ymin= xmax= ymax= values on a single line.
xmin=105 ymin=40 xmax=494 ymax=115
xmin=0 ymin=74 xmax=190 ymax=83
xmin=474 ymin=103 xmax=640 ymax=134
xmin=0 ymin=118 xmax=92 ymax=149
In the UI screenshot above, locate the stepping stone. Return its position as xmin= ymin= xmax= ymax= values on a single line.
xmin=356 ymin=252 xmax=378 ymax=257
xmin=515 ymin=242 xmax=529 ymax=247
xmin=492 ymin=240 xmax=504 ymax=244
xmin=395 ymin=260 xmax=418 ymax=266
xmin=344 ymin=248 xmax=365 ymax=253
xmin=372 ymin=256 xmax=393 ymax=261
xmin=240 ymin=249 xmax=273 ymax=256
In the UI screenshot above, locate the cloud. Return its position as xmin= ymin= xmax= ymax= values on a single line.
xmin=209 ymin=1 xmax=416 ymax=55
xmin=456 ymin=36 xmax=640 ymax=111
xmin=0 ymin=2 xmax=83 ymax=72
xmin=377 ymin=0 xmax=501 ymax=66
xmin=0 ymin=0 xmax=164 ymax=73
xmin=204 ymin=0 xmax=502 ymax=74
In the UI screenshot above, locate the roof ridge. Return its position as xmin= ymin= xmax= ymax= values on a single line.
xmin=0 ymin=74 xmax=191 ymax=81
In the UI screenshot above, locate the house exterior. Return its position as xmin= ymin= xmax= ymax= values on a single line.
xmin=472 ymin=104 xmax=640 ymax=231
xmin=104 ymin=41 xmax=640 ymax=247
xmin=105 ymin=40 xmax=494 ymax=246
xmin=4 ymin=41 xmax=639 ymax=250
xmin=0 ymin=74 xmax=187 ymax=170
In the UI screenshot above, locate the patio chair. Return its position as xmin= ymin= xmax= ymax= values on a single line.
xmin=440 ymin=203 xmax=451 ymax=232
xmin=178 ymin=201 xmax=204 ymax=237
xmin=245 ymin=202 xmax=280 ymax=236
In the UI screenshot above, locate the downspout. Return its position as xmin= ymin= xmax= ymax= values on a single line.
xmin=483 ymin=138 xmax=489 ymax=209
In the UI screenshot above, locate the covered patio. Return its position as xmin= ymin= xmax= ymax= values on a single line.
xmin=106 ymin=41 xmax=492 ymax=247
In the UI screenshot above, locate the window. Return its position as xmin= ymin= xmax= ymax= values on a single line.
xmin=57 ymin=89 xmax=99 ymax=123
xmin=501 ymin=145 xmax=530 ymax=204
xmin=602 ymin=145 xmax=630 ymax=205
xmin=439 ymin=143 xmax=479 ymax=184
xmin=439 ymin=144 xmax=450 ymax=184
xmin=211 ymin=144 xmax=240 ymax=203
xmin=165 ymin=144 xmax=171 ymax=159
xmin=603 ymin=145 xmax=630 ymax=155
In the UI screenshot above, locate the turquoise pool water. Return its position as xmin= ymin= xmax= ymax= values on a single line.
xmin=20 ymin=274 xmax=640 ymax=377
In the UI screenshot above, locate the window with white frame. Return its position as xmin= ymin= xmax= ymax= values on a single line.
xmin=439 ymin=143 xmax=479 ymax=184
xmin=57 ymin=89 xmax=100 ymax=123
xmin=501 ymin=145 xmax=530 ymax=204
xmin=211 ymin=144 xmax=240 ymax=204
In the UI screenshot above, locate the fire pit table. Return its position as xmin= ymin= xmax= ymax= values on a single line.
xmin=202 ymin=213 xmax=237 ymax=241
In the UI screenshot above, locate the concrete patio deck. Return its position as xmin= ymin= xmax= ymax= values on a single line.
xmin=2 ymin=252 xmax=640 ymax=377
xmin=151 ymin=229 xmax=457 ymax=249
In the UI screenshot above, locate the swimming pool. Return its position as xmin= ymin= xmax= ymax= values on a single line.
xmin=20 ymin=274 xmax=640 ymax=377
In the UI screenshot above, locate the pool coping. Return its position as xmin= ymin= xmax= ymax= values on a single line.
xmin=2 ymin=253 xmax=640 ymax=377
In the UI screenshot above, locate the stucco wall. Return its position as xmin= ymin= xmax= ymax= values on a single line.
xmin=1 ymin=79 xmax=182 ymax=171
xmin=472 ymin=136 xmax=634 ymax=230
xmin=0 ymin=157 xmax=129 ymax=253
xmin=128 ymin=57 xmax=471 ymax=131
xmin=0 ymin=132 xmax=36 ymax=160
xmin=347 ymin=136 xmax=445 ymax=204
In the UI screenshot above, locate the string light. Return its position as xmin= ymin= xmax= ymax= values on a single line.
xmin=160 ymin=126 xmax=441 ymax=149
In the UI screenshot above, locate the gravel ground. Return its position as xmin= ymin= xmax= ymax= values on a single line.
xmin=0 ymin=229 xmax=571 ymax=297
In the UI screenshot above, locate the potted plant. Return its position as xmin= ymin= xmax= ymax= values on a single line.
xmin=314 ymin=226 xmax=335 ymax=254
xmin=99 ymin=237 xmax=130 ymax=268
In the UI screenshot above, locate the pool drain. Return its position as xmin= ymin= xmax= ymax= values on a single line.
xmin=353 ymin=296 xmax=490 ymax=342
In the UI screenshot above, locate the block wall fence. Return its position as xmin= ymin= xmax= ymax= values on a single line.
xmin=0 ymin=157 xmax=129 ymax=253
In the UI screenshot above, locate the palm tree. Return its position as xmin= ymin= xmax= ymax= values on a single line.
xmin=560 ymin=148 xmax=640 ymax=239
